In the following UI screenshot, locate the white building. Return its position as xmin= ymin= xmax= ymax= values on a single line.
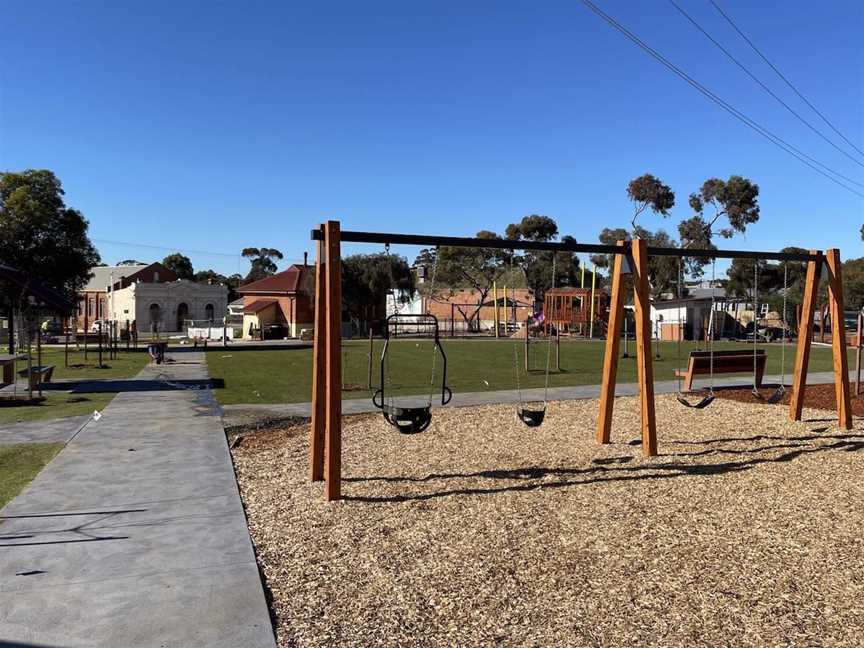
xmin=80 ymin=262 xmax=229 ymax=333
xmin=109 ymin=280 xmax=228 ymax=333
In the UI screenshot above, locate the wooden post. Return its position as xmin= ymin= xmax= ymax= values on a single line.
xmin=36 ymin=321 xmax=43 ymax=397
xmin=596 ymin=241 xmax=627 ymax=445
xmin=83 ymin=304 xmax=88 ymax=362
xmin=631 ymin=239 xmax=657 ymax=456
xmin=323 ymin=220 xmax=342 ymax=500
xmin=64 ymin=324 xmax=69 ymax=368
xmin=825 ymin=248 xmax=853 ymax=430
xmin=493 ymin=282 xmax=499 ymax=338
xmin=820 ymin=303 xmax=826 ymax=342
xmin=309 ymin=225 xmax=327 ymax=482
xmin=856 ymin=313 xmax=862 ymax=396
xmin=789 ymin=251 xmax=821 ymax=421
xmin=555 ymin=326 xmax=560 ymax=372
xmin=367 ymin=328 xmax=374 ymax=390
xmin=589 ymin=263 xmax=597 ymax=338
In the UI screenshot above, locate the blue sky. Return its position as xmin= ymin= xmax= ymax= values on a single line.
xmin=1 ymin=0 xmax=862 ymax=277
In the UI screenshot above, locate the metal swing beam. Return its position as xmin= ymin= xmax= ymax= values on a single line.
xmin=309 ymin=223 xmax=851 ymax=501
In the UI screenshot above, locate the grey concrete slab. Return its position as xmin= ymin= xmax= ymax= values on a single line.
xmin=0 ymin=351 xmax=276 ymax=648
xmin=0 ymin=415 xmax=92 ymax=445
xmin=222 ymin=370 xmax=848 ymax=420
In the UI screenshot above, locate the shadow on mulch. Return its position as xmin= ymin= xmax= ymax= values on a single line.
xmin=715 ymin=383 xmax=864 ymax=414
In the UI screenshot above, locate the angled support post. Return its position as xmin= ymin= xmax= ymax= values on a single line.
xmin=309 ymin=224 xmax=327 ymax=482
xmin=825 ymin=248 xmax=853 ymax=430
xmin=789 ymin=251 xmax=822 ymax=421
xmin=596 ymin=241 xmax=627 ymax=445
xmin=323 ymin=220 xmax=343 ymax=501
xmin=631 ymin=238 xmax=657 ymax=456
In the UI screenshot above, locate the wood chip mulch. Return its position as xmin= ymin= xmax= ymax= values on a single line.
xmin=715 ymin=383 xmax=864 ymax=415
xmin=231 ymin=395 xmax=864 ymax=647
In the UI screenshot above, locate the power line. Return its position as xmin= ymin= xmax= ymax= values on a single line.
xmin=709 ymin=0 xmax=864 ymax=160
xmin=92 ymin=238 xmax=308 ymax=265
xmin=92 ymin=238 xmax=241 ymax=258
xmin=578 ymin=0 xmax=864 ymax=198
xmin=669 ymin=0 xmax=864 ymax=169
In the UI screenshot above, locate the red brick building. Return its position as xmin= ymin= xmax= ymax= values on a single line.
xmin=236 ymin=264 xmax=314 ymax=339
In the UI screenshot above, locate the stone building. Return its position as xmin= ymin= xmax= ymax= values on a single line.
xmin=78 ymin=262 xmax=228 ymax=333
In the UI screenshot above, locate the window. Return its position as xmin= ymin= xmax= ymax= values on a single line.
xmin=205 ymin=303 xmax=214 ymax=322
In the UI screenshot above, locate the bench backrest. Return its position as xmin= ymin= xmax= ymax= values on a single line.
xmin=688 ymin=349 xmax=766 ymax=371
xmin=688 ymin=349 xmax=765 ymax=359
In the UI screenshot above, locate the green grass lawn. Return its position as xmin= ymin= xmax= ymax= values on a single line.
xmin=206 ymin=339 xmax=851 ymax=406
xmin=0 ymin=392 xmax=117 ymax=426
xmin=40 ymin=346 xmax=150 ymax=380
xmin=0 ymin=347 xmax=148 ymax=426
xmin=0 ymin=442 xmax=64 ymax=508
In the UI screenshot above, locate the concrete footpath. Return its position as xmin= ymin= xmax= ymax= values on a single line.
xmin=0 ymin=351 xmax=276 ymax=648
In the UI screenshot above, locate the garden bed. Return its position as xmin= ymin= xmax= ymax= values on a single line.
xmin=232 ymin=395 xmax=864 ymax=647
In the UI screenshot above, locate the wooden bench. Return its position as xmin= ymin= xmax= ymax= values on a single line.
xmin=675 ymin=349 xmax=766 ymax=392
xmin=17 ymin=365 xmax=56 ymax=391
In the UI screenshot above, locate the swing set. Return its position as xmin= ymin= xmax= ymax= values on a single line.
xmin=308 ymin=221 xmax=852 ymax=501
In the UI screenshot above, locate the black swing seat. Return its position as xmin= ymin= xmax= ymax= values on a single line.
xmin=517 ymin=407 xmax=546 ymax=427
xmin=676 ymin=392 xmax=715 ymax=409
xmin=382 ymin=404 xmax=433 ymax=434
xmin=753 ymin=384 xmax=785 ymax=404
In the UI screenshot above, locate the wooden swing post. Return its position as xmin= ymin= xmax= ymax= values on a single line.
xmin=631 ymin=239 xmax=658 ymax=455
xmin=596 ymin=241 xmax=627 ymax=445
xmin=323 ymin=221 xmax=343 ymax=500
xmin=789 ymin=251 xmax=821 ymax=422
xmin=825 ymin=248 xmax=853 ymax=429
xmin=309 ymin=224 xmax=327 ymax=482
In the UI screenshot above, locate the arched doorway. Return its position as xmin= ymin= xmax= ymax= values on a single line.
xmin=176 ymin=302 xmax=189 ymax=332
xmin=149 ymin=303 xmax=162 ymax=333
xmin=205 ymin=303 xmax=214 ymax=323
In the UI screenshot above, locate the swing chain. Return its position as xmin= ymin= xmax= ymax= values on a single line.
xmin=427 ymin=246 xmax=441 ymax=407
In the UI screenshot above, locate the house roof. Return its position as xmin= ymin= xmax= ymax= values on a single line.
xmin=83 ymin=265 xmax=149 ymax=292
xmin=238 ymin=265 xmax=310 ymax=294
xmin=244 ymin=299 xmax=278 ymax=313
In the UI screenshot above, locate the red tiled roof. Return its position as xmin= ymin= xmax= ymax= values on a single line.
xmin=243 ymin=299 xmax=278 ymax=313
xmin=238 ymin=265 xmax=309 ymax=294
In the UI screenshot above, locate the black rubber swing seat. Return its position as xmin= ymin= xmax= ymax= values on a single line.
xmin=676 ymin=392 xmax=716 ymax=409
xmin=753 ymin=385 xmax=785 ymax=404
xmin=382 ymin=405 xmax=433 ymax=435
xmin=517 ymin=407 xmax=546 ymax=427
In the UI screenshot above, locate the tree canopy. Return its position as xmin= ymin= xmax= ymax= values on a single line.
xmin=242 ymin=247 xmax=283 ymax=283
xmin=341 ymin=253 xmax=414 ymax=324
xmin=194 ymin=269 xmax=243 ymax=301
xmin=686 ymin=175 xmax=760 ymax=244
xmin=593 ymin=226 xmax=679 ymax=298
xmin=162 ymin=253 xmax=194 ymax=280
xmin=626 ymin=173 xmax=675 ymax=231
xmin=505 ymin=215 xmax=581 ymax=295
xmin=0 ymin=169 xmax=100 ymax=301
